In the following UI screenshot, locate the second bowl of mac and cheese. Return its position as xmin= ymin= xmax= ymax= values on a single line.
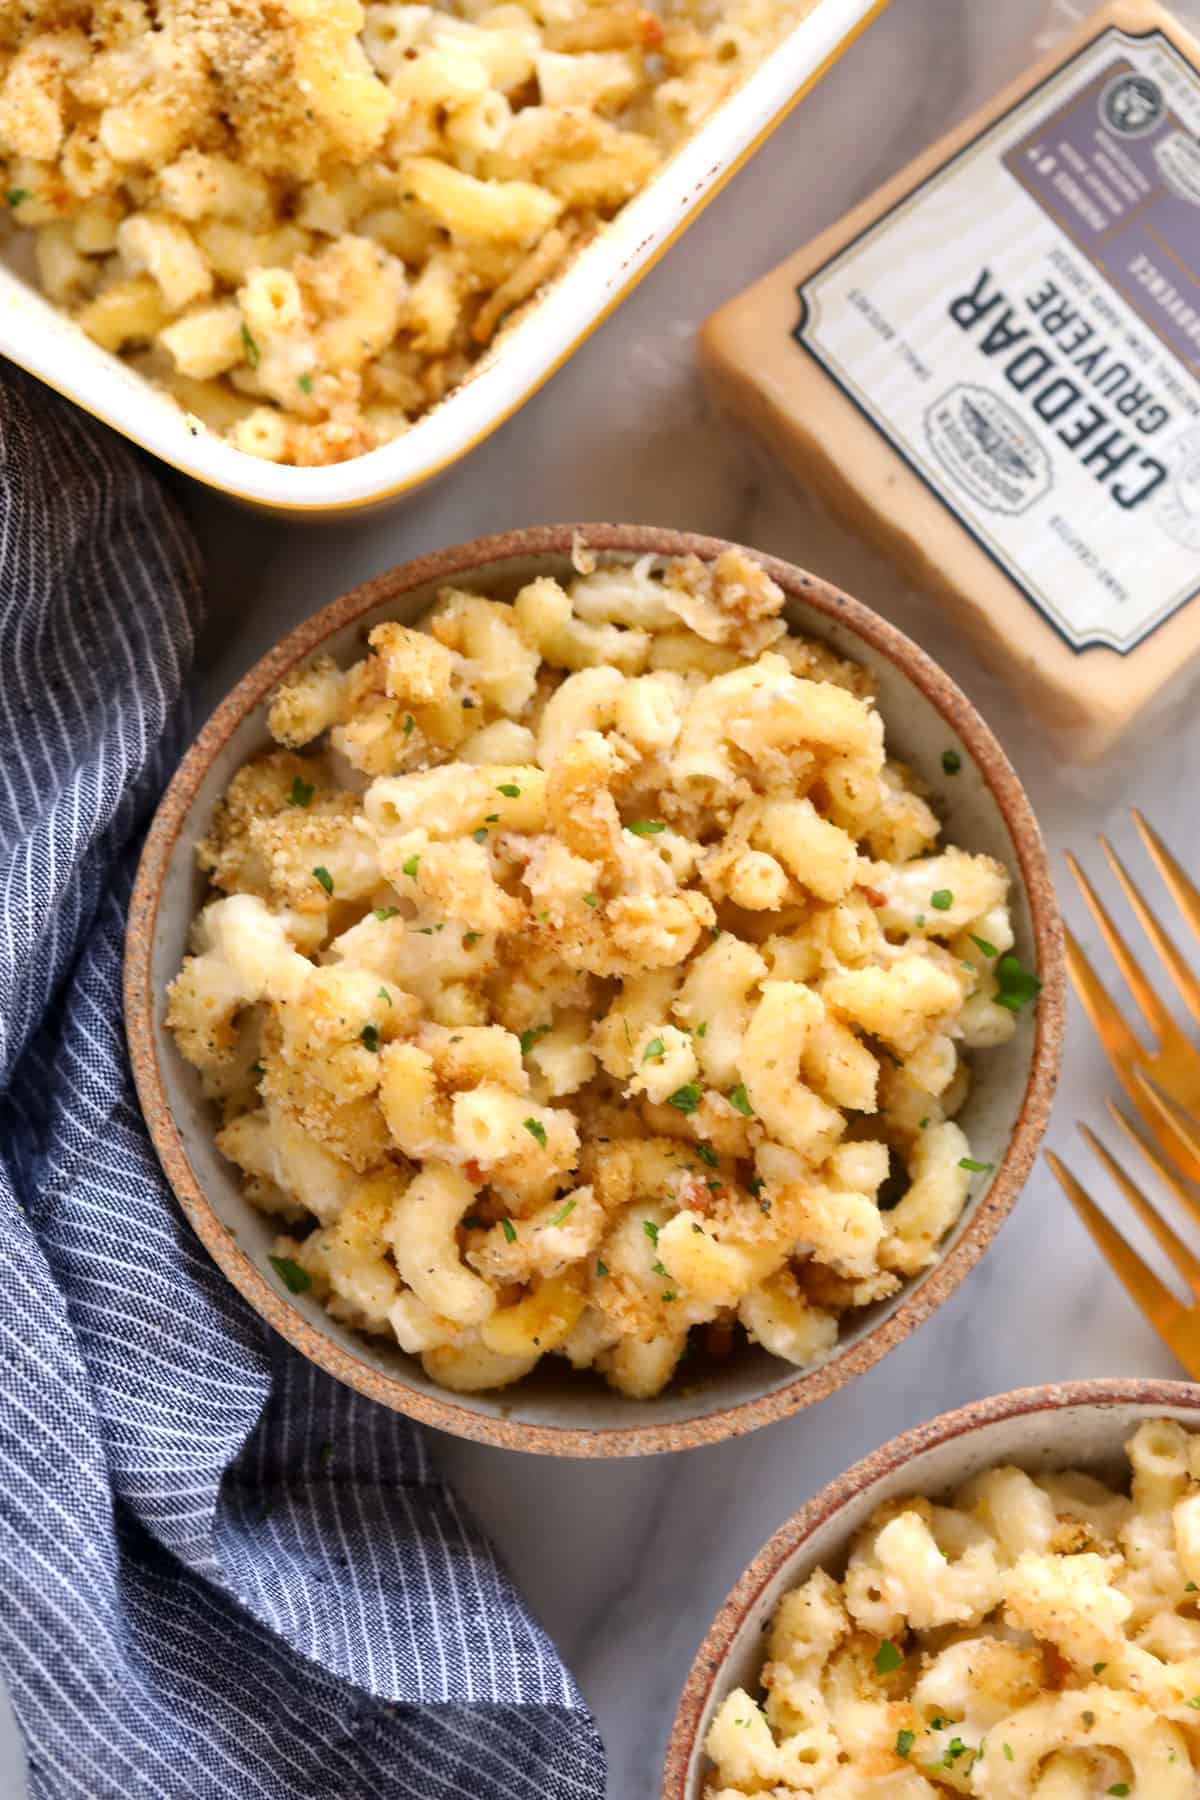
xmin=126 ymin=525 xmax=1062 ymax=1454
xmin=664 ymin=1379 xmax=1200 ymax=1798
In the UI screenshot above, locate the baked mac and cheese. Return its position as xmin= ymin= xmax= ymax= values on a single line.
xmin=166 ymin=546 xmax=1036 ymax=1398
xmin=705 ymin=1419 xmax=1200 ymax=1797
xmin=0 ymin=0 xmax=816 ymax=466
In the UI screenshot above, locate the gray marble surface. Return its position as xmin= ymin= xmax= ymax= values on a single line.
xmin=8 ymin=0 xmax=1200 ymax=1793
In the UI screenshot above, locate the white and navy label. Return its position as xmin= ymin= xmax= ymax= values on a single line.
xmin=795 ymin=27 xmax=1200 ymax=653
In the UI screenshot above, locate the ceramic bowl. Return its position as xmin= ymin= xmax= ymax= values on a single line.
xmin=662 ymin=1378 xmax=1200 ymax=1798
xmin=125 ymin=524 xmax=1064 ymax=1455
xmin=0 ymin=0 xmax=885 ymax=515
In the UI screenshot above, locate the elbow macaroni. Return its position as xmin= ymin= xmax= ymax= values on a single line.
xmin=166 ymin=545 xmax=1032 ymax=1399
xmin=705 ymin=1420 xmax=1200 ymax=1797
xmin=1 ymin=0 xmax=819 ymax=466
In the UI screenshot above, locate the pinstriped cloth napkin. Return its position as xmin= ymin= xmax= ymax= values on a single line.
xmin=0 ymin=366 xmax=606 ymax=1800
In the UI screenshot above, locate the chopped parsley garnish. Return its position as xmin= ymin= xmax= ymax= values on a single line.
xmin=874 ymin=1639 xmax=904 ymax=1675
xmin=582 ymin=893 xmax=599 ymax=907
xmin=549 ymin=1197 xmax=576 ymax=1227
xmin=461 ymin=1215 xmax=485 ymax=1231
xmin=463 ymin=931 xmax=480 ymax=946
xmin=1188 ymin=1696 xmax=1200 ymax=1709
xmin=970 ymin=934 xmax=998 ymax=958
xmin=402 ymin=853 xmax=420 ymax=878
xmin=895 ymin=1728 xmax=915 ymax=1759
xmin=374 ymin=905 xmax=400 ymax=921
xmin=403 ymin=714 xmax=415 ymax=737
xmin=269 ymin=1254 xmax=311 ymax=1294
xmin=728 ymin=1082 xmax=754 ymax=1117
xmin=6 ymin=188 xmax=32 ymax=208
xmin=289 ymin=776 xmax=314 ymax=806
xmin=697 ymin=1143 xmax=719 ymax=1167
xmin=1003 ymin=1744 xmax=1013 ymax=1761
xmin=994 ymin=953 xmax=1042 ymax=1012
xmin=930 ymin=889 xmax=954 ymax=911
xmin=485 ymin=814 xmax=499 ymax=823
xmin=625 ymin=819 xmax=665 ymax=835
xmin=667 ymin=1083 xmax=701 ymax=1114
xmin=523 ymin=1117 xmax=548 ymax=1147
xmin=1107 ymin=1787 xmax=1130 ymax=1797
xmin=695 ymin=1020 xmax=708 ymax=1038
xmin=519 ymin=1025 xmax=550 ymax=1056
xmin=313 ymin=865 xmax=334 ymax=896
xmin=360 ymin=1024 xmax=380 ymax=1053
xmin=595 ymin=1260 xmax=608 ymax=1278
xmin=959 ymin=1157 xmax=994 ymax=1173
xmin=297 ymin=372 xmax=314 ymax=394
xmin=1093 ymin=1662 xmax=1107 ymax=1674
xmin=942 ymin=749 xmax=962 ymax=775
xmin=472 ymin=826 xmax=489 ymax=843
xmin=240 ymin=322 xmax=261 ymax=368
xmin=497 ymin=783 xmax=521 ymax=798
xmin=643 ymin=1220 xmax=659 ymax=1246
xmin=377 ymin=986 xmax=392 ymax=1006
xmin=748 ymin=1176 xmax=764 ymax=1196
xmin=661 ymin=1290 xmax=676 ymax=1302
xmin=642 ymin=1036 xmax=666 ymax=1061
xmin=651 ymin=1260 xmax=670 ymax=1278
xmin=919 ymin=1116 xmax=930 ymax=1129
xmin=1188 ymin=1582 xmax=1199 ymax=1593
xmin=942 ymin=1739 xmax=970 ymax=1767
xmin=501 ymin=1217 xmax=517 ymax=1244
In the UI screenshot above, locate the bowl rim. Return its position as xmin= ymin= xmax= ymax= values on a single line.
xmin=661 ymin=1375 xmax=1200 ymax=1797
xmin=124 ymin=522 xmax=1065 ymax=1456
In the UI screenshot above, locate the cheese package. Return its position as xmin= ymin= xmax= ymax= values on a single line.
xmin=702 ymin=0 xmax=1200 ymax=758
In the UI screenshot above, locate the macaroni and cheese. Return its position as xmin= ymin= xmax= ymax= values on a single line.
xmin=166 ymin=547 xmax=1034 ymax=1398
xmin=705 ymin=1419 xmax=1200 ymax=1797
xmin=0 ymin=0 xmax=816 ymax=466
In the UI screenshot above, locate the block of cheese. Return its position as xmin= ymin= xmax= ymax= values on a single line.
xmin=703 ymin=0 xmax=1200 ymax=759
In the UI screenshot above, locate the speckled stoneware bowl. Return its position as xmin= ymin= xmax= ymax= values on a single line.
xmin=663 ymin=1378 xmax=1200 ymax=1798
xmin=125 ymin=524 xmax=1064 ymax=1456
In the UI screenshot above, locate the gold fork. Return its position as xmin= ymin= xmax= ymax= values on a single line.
xmin=1063 ymin=809 xmax=1200 ymax=1179
xmin=1047 ymin=1108 xmax=1200 ymax=1377
xmin=1047 ymin=811 xmax=1200 ymax=1374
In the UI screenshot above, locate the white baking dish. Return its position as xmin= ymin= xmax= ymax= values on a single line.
xmin=0 ymin=0 xmax=885 ymax=515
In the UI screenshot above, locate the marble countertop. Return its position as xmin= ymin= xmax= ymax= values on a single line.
xmin=7 ymin=0 xmax=1200 ymax=1791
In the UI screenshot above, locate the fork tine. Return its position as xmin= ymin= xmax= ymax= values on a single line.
xmin=1065 ymin=851 xmax=1170 ymax=1042
xmin=1046 ymin=1150 xmax=1186 ymax=1333
xmin=1105 ymin=1099 xmax=1200 ymax=1232
xmin=1063 ymin=922 xmax=1146 ymax=1068
xmin=1079 ymin=1122 xmax=1200 ymax=1297
xmin=1129 ymin=1068 xmax=1200 ymax=1179
xmin=1132 ymin=810 xmax=1200 ymax=953
xmin=1100 ymin=834 xmax=1200 ymax=1030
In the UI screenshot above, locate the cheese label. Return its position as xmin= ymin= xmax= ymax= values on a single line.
xmin=794 ymin=25 xmax=1200 ymax=653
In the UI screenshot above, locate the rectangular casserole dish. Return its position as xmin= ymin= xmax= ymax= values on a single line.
xmin=0 ymin=0 xmax=886 ymax=515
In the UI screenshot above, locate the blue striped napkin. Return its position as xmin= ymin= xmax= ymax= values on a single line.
xmin=0 ymin=367 xmax=606 ymax=1800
